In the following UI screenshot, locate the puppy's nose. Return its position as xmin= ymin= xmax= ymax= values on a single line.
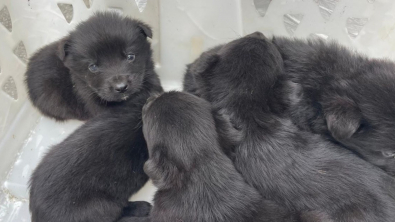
xmin=114 ymin=83 xmax=128 ymax=93
xmin=247 ymin=31 xmax=266 ymax=39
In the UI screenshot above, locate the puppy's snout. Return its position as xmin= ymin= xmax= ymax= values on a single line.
xmin=110 ymin=75 xmax=131 ymax=93
xmin=114 ymin=82 xmax=128 ymax=93
xmin=247 ymin=31 xmax=266 ymax=39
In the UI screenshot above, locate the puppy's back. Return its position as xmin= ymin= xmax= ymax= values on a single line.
xmin=143 ymin=92 xmax=267 ymax=222
xmin=29 ymin=94 xmax=150 ymax=222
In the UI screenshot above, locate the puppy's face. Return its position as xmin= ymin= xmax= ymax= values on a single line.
xmin=61 ymin=12 xmax=153 ymax=102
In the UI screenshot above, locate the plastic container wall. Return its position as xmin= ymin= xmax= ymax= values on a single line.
xmin=1 ymin=0 xmax=395 ymax=221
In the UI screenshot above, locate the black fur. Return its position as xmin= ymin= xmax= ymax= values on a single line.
xmin=121 ymin=201 xmax=152 ymax=218
xmin=121 ymin=91 xmax=299 ymax=222
xmin=272 ymin=37 xmax=395 ymax=175
xmin=188 ymin=32 xmax=395 ymax=222
xmin=183 ymin=45 xmax=223 ymax=97
xmin=29 ymin=85 xmax=162 ymax=221
xmin=25 ymin=12 xmax=161 ymax=121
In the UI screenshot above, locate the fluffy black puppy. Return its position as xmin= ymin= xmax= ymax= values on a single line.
xmin=189 ymin=32 xmax=395 ymax=222
xmin=29 ymin=88 xmax=159 ymax=222
xmin=272 ymin=37 xmax=395 ymax=175
xmin=121 ymin=91 xmax=299 ymax=222
xmin=25 ymin=12 xmax=161 ymax=121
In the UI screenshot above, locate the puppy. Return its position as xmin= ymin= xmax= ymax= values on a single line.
xmin=25 ymin=12 xmax=162 ymax=121
xmin=189 ymin=32 xmax=395 ymax=222
xmin=29 ymin=89 xmax=155 ymax=222
xmin=271 ymin=37 xmax=395 ymax=175
xmin=120 ymin=91 xmax=299 ymax=222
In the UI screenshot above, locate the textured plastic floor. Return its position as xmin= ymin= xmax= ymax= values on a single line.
xmin=1 ymin=0 xmax=395 ymax=221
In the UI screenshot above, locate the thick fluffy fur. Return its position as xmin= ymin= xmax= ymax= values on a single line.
xmin=25 ymin=12 xmax=161 ymax=121
xmin=29 ymin=86 xmax=162 ymax=221
xmin=188 ymin=32 xmax=395 ymax=222
xmin=121 ymin=92 xmax=297 ymax=222
xmin=183 ymin=45 xmax=223 ymax=97
xmin=272 ymin=37 xmax=395 ymax=175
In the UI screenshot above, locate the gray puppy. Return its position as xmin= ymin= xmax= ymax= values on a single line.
xmin=188 ymin=32 xmax=395 ymax=222
xmin=120 ymin=91 xmax=299 ymax=222
xmin=25 ymin=12 xmax=162 ymax=121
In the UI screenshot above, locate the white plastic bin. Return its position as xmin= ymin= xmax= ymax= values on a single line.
xmin=1 ymin=0 xmax=395 ymax=221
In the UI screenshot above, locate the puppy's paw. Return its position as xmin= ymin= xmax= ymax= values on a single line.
xmin=122 ymin=201 xmax=152 ymax=217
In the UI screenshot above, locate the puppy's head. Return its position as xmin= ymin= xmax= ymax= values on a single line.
xmin=60 ymin=12 xmax=153 ymax=102
xmin=189 ymin=32 xmax=283 ymax=105
xmin=142 ymin=91 xmax=219 ymax=188
xmin=323 ymin=69 xmax=395 ymax=174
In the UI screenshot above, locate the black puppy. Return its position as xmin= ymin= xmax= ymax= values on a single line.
xmin=271 ymin=37 xmax=395 ymax=175
xmin=29 ymin=88 xmax=159 ymax=221
xmin=189 ymin=32 xmax=395 ymax=222
xmin=25 ymin=12 xmax=162 ymax=121
xmin=120 ymin=91 xmax=300 ymax=222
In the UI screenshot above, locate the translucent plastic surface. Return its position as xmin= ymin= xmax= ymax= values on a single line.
xmin=1 ymin=0 xmax=395 ymax=221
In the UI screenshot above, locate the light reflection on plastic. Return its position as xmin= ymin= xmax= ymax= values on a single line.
xmin=283 ymin=14 xmax=304 ymax=36
xmin=316 ymin=0 xmax=339 ymax=21
xmin=253 ymin=0 xmax=272 ymax=17
xmin=135 ymin=0 xmax=147 ymax=13
xmin=346 ymin=17 xmax=369 ymax=38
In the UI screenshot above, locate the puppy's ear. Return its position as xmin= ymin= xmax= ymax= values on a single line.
xmin=57 ymin=37 xmax=71 ymax=61
xmin=143 ymin=159 xmax=162 ymax=185
xmin=182 ymin=64 xmax=200 ymax=95
xmin=143 ymin=148 xmax=180 ymax=189
xmin=213 ymin=108 xmax=242 ymax=156
xmin=136 ymin=21 xmax=153 ymax=39
xmin=323 ymin=96 xmax=362 ymax=141
xmin=189 ymin=52 xmax=219 ymax=77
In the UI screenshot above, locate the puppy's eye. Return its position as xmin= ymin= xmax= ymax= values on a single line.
xmin=88 ymin=64 xmax=98 ymax=73
xmin=356 ymin=122 xmax=367 ymax=134
xmin=382 ymin=151 xmax=395 ymax=158
xmin=126 ymin=54 xmax=136 ymax=62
